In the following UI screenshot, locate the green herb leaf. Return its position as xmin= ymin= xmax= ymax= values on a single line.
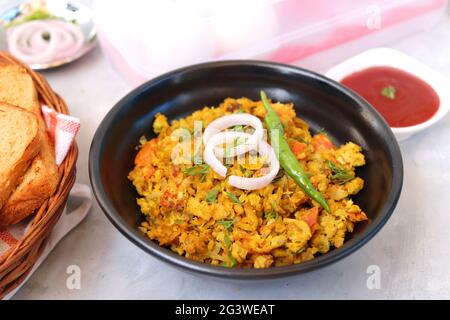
xmin=183 ymin=164 xmax=210 ymax=176
xmin=296 ymin=137 xmax=310 ymax=145
xmin=6 ymin=10 xmax=56 ymax=28
xmin=264 ymin=210 xmax=279 ymax=220
xmin=381 ymin=85 xmax=396 ymax=100
xmin=139 ymin=135 xmax=148 ymax=145
xmin=218 ymin=219 xmax=234 ymax=230
xmin=317 ymin=128 xmax=329 ymax=136
xmin=224 ymin=233 xmax=232 ymax=247
xmin=225 ymin=191 xmax=242 ymax=205
xmin=232 ymin=125 xmax=244 ymax=132
xmin=222 ymin=234 xmax=237 ymax=268
xmin=205 ymin=189 xmax=219 ymax=204
xmin=327 ymin=160 xmax=354 ymax=184
xmin=238 ymin=165 xmax=254 ymax=178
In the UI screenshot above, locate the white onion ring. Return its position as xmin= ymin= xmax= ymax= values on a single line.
xmin=47 ymin=20 xmax=84 ymax=59
xmin=204 ymin=131 xmax=249 ymax=178
xmin=203 ymin=131 xmax=280 ymax=190
xmin=7 ymin=19 xmax=84 ymax=64
xmin=203 ymin=114 xmax=263 ymax=158
xmin=8 ymin=21 xmax=58 ymax=64
xmin=228 ymin=139 xmax=280 ymax=190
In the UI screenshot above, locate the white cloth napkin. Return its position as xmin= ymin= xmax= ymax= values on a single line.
xmin=2 ymin=183 xmax=92 ymax=300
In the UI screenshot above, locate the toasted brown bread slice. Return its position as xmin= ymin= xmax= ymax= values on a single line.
xmin=0 ymin=63 xmax=39 ymax=114
xmin=0 ymin=130 xmax=58 ymax=226
xmin=0 ymin=64 xmax=59 ymax=227
xmin=0 ymin=103 xmax=40 ymax=210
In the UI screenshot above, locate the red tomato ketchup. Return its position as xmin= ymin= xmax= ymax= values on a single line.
xmin=341 ymin=66 xmax=440 ymax=127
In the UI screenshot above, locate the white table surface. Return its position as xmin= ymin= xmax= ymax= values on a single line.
xmin=11 ymin=2 xmax=450 ymax=299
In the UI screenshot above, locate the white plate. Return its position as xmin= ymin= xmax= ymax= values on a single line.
xmin=326 ymin=47 xmax=450 ymax=142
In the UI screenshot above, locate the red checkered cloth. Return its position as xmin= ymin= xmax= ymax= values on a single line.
xmin=42 ymin=105 xmax=80 ymax=165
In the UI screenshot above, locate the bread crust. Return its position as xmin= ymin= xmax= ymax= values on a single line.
xmin=0 ymin=103 xmax=40 ymax=211
xmin=0 ymin=64 xmax=59 ymax=227
xmin=0 ymin=129 xmax=58 ymax=227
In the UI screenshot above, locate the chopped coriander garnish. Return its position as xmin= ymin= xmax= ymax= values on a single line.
xmin=6 ymin=10 xmax=56 ymax=28
xmin=222 ymin=234 xmax=237 ymax=268
xmin=264 ymin=210 xmax=279 ymax=220
xmin=239 ymin=165 xmax=254 ymax=178
xmin=225 ymin=191 xmax=242 ymax=205
xmin=218 ymin=219 xmax=234 ymax=230
xmin=296 ymin=137 xmax=310 ymax=145
xmin=205 ymin=189 xmax=219 ymax=204
xmin=139 ymin=135 xmax=148 ymax=145
xmin=232 ymin=125 xmax=244 ymax=132
xmin=224 ymin=233 xmax=232 ymax=247
xmin=327 ymin=160 xmax=354 ymax=184
xmin=317 ymin=128 xmax=329 ymax=136
xmin=381 ymin=85 xmax=396 ymax=100
xmin=183 ymin=164 xmax=210 ymax=176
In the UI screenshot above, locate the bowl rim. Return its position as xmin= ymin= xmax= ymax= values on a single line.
xmin=89 ymin=60 xmax=403 ymax=279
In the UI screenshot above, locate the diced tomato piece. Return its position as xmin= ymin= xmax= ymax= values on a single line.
xmin=172 ymin=165 xmax=181 ymax=177
xmin=273 ymin=104 xmax=296 ymax=120
xmin=312 ymin=134 xmax=334 ymax=151
xmin=135 ymin=138 xmax=158 ymax=166
xmin=301 ymin=207 xmax=319 ymax=231
xmin=291 ymin=141 xmax=306 ymax=155
xmin=347 ymin=211 xmax=368 ymax=222
xmin=144 ymin=166 xmax=156 ymax=179
xmin=163 ymin=191 xmax=173 ymax=199
xmin=160 ymin=199 xmax=175 ymax=208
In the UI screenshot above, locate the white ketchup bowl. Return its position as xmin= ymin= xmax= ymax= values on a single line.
xmin=326 ymin=48 xmax=450 ymax=142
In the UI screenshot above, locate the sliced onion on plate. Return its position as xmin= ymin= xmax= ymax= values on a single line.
xmin=7 ymin=19 xmax=84 ymax=65
xmin=7 ymin=20 xmax=58 ymax=64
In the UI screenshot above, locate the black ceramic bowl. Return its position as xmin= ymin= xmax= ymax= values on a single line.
xmin=89 ymin=61 xmax=403 ymax=279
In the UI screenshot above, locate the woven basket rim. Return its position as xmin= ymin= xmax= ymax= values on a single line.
xmin=0 ymin=52 xmax=78 ymax=298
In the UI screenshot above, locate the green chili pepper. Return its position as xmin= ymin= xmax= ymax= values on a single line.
xmin=260 ymin=91 xmax=330 ymax=212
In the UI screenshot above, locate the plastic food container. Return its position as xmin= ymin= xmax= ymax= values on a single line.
xmin=326 ymin=48 xmax=450 ymax=142
xmin=93 ymin=0 xmax=448 ymax=86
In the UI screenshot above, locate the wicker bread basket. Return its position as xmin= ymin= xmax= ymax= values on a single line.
xmin=0 ymin=52 xmax=78 ymax=298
